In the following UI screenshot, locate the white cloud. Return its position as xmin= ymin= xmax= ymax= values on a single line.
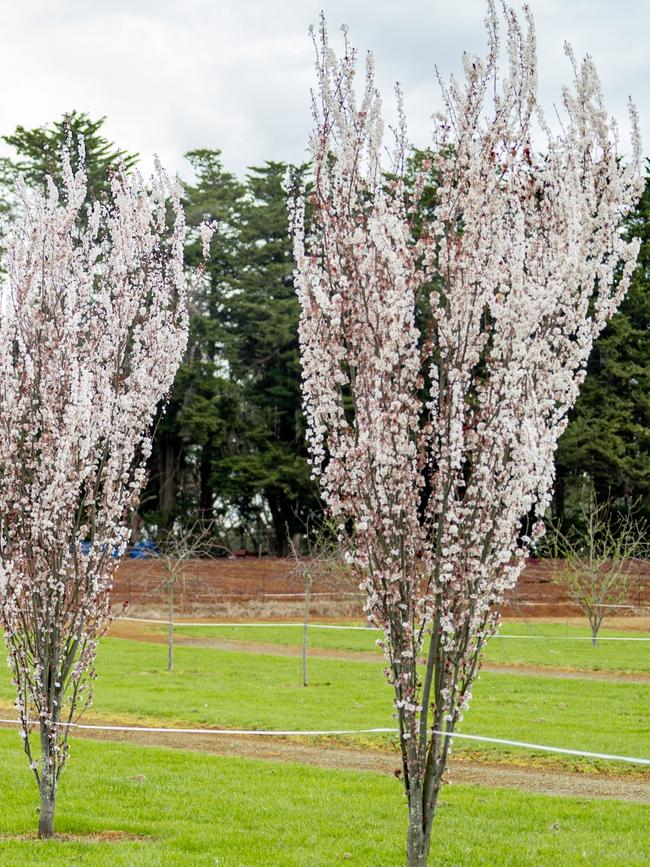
xmin=0 ymin=0 xmax=646 ymax=180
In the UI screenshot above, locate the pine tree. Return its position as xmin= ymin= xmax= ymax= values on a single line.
xmin=555 ymin=166 xmax=650 ymax=523
xmin=2 ymin=111 xmax=138 ymax=199
xmin=218 ymin=162 xmax=317 ymax=554
xmin=141 ymin=149 xmax=245 ymax=531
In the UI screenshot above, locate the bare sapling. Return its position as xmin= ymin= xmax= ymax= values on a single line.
xmin=288 ymin=523 xmax=355 ymax=686
xmin=545 ymin=487 xmax=648 ymax=644
xmin=291 ymin=4 xmax=642 ymax=864
xmin=156 ymin=521 xmax=228 ymax=671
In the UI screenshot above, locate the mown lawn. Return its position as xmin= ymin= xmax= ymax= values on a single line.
xmin=1 ymin=636 xmax=647 ymax=770
xmin=119 ymin=618 xmax=650 ymax=673
xmin=0 ymin=731 xmax=648 ymax=866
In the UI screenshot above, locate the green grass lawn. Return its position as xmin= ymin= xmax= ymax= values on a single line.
xmin=1 ymin=637 xmax=647 ymax=771
xmin=486 ymin=622 xmax=650 ymax=673
xmin=0 ymin=731 xmax=648 ymax=866
xmin=123 ymin=619 xmax=650 ymax=673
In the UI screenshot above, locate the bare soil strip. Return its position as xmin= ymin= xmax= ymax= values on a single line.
xmin=1 ymin=719 xmax=647 ymax=804
xmin=478 ymin=664 xmax=650 ymax=684
xmin=0 ymin=831 xmax=150 ymax=843
xmin=108 ymin=621 xmax=650 ymax=683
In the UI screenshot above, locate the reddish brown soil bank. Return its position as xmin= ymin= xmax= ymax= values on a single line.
xmin=110 ymin=556 xmax=650 ymax=619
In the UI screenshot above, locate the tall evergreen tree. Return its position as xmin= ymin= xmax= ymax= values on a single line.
xmin=141 ymin=149 xmax=245 ymax=531
xmin=217 ymin=162 xmax=318 ymax=554
xmin=2 ymin=111 xmax=138 ymax=198
xmin=145 ymin=157 xmax=318 ymax=551
xmin=555 ymin=166 xmax=650 ymax=522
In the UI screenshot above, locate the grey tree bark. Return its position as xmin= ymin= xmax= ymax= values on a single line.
xmin=37 ymin=724 xmax=57 ymax=839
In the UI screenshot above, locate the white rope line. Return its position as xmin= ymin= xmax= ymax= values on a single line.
xmin=121 ymin=617 xmax=374 ymax=631
xmin=0 ymin=717 xmax=647 ymax=765
xmin=227 ymin=592 xmax=363 ymax=599
xmin=0 ymin=719 xmax=394 ymax=737
xmin=427 ymin=731 xmax=650 ymax=766
xmin=513 ymin=601 xmax=650 ymax=610
xmin=120 ymin=617 xmax=650 ymax=640
xmin=494 ymin=635 xmax=650 ymax=642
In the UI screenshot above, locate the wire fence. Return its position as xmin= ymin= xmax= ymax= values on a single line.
xmin=120 ymin=616 xmax=650 ymax=641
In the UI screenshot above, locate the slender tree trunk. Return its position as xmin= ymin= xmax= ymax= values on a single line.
xmin=168 ymin=582 xmax=174 ymax=672
xmin=302 ymin=577 xmax=311 ymax=687
xmin=590 ymin=615 xmax=600 ymax=646
xmin=38 ymin=725 xmax=56 ymax=839
xmin=406 ymin=785 xmax=428 ymax=867
xmin=402 ymin=726 xmax=447 ymax=867
xmin=405 ymin=775 xmax=443 ymax=866
xmin=158 ymin=438 xmax=179 ymax=531
xmin=38 ymin=781 xmax=56 ymax=839
xmin=554 ymin=471 xmax=566 ymax=524
xmin=266 ymin=489 xmax=291 ymax=556
xmin=198 ymin=446 xmax=214 ymax=524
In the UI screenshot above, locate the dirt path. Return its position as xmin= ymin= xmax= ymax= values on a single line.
xmin=110 ymin=621 xmax=381 ymax=662
xmin=1 ymin=717 xmax=648 ymax=804
xmin=108 ymin=621 xmax=650 ymax=683
xmin=479 ymin=664 xmax=650 ymax=684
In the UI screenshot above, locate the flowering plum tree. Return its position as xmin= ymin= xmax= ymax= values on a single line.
xmin=0 ymin=144 xmax=191 ymax=838
xmin=291 ymin=4 xmax=642 ymax=864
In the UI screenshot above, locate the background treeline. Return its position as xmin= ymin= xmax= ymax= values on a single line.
xmin=2 ymin=112 xmax=648 ymax=554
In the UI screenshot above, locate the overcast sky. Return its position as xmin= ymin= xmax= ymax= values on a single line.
xmin=0 ymin=0 xmax=647 ymax=180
